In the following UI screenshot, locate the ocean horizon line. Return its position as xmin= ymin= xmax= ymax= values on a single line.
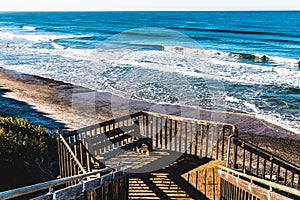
xmin=0 ymin=10 xmax=300 ymax=13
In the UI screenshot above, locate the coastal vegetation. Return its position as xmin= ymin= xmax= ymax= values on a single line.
xmin=0 ymin=117 xmax=58 ymax=191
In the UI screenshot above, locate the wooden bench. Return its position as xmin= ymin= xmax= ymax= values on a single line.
xmin=84 ymin=123 xmax=152 ymax=160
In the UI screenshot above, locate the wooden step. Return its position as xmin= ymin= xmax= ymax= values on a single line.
xmin=128 ymin=174 xmax=192 ymax=200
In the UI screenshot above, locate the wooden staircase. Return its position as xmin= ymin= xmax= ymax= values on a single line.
xmin=1 ymin=112 xmax=300 ymax=200
xmin=129 ymin=173 xmax=193 ymax=199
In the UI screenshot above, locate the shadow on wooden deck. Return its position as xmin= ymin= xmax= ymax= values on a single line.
xmin=128 ymin=153 xmax=213 ymax=199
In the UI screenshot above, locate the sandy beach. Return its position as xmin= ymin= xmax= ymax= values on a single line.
xmin=0 ymin=69 xmax=299 ymax=165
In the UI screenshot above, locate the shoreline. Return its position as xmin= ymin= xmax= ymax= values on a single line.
xmin=1 ymin=68 xmax=299 ymax=138
xmin=0 ymin=69 xmax=299 ymax=164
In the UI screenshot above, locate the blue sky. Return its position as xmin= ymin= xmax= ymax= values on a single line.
xmin=1 ymin=0 xmax=300 ymax=11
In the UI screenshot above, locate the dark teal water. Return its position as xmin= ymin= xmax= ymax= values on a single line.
xmin=0 ymin=11 xmax=299 ymax=133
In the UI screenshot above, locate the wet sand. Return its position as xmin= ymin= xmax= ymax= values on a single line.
xmin=0 ymin=69 xmax=299 ymax=164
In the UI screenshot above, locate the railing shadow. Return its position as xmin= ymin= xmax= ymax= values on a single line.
xmin=130 ymin=153 xmax=213 ymax=199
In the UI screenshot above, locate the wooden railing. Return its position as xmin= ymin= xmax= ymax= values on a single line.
xmin=76 ymin=112 xmax=144 ymax=158
xmin=2 ymin=111 xmax=300 ymax=200
xmin=73 ymin=111 xmax=237 ymax=162
xmin=0 ymin=167 xmax=127 ymax=200
xmin=57 ymin=134 xmax=86 ymax=185
xmin=58 ymin=132 xmax=105 ymax=180
xmin=181 ymin=161 xmax=222 ymax=200
xmin=219 ymin=165 xmax=300 ymax=200
xmin=230 ymin=137 xmax=300 ymax=190
xmin=62 ymin=111 xmax=299 ymax=197
xmin=141 ymin=111 xmax=237 ymax=161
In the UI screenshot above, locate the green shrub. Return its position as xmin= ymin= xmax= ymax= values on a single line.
xmin=0 ymin=117 xmax=58 ymax=191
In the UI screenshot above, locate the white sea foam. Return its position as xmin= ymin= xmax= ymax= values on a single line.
xmin=211 ymin=59 xmax=300 ymax=88
xmin=66 ymin=48 xmax=94 ymax=57
xmin=268 ymin=56 xmax=299 ymax=67
xmin=22 ymin=26 xmax=36 ymax=31
xmin=212 ymin=59 xmax=300 ymax=75
xmin=163 ymin=45 xmax=299 ymax=69
xmin=51 ymin=42 xmax=66 ymax=50
xmin=256 ymin=113 xmax=300 ymax=135
xmin=1 ymin=41 xmax=299 ymax=134
xmin=89 ymin=47 xmax=300 ymax=89
xmin=225 ymin=95 xmax=300 ymax=134
xmin=0 ymin=31 xmax=92 ymax=43
xmin=28 ymin=47 xmax=92 ymax=60
xmin=189 ymin=48 xmax=300 ymax=69
xmin=225 ymin=96 xmax=260 ymax=113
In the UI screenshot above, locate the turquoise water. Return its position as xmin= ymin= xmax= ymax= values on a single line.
xmin=0 ymin=11 xmax=299 ymax=133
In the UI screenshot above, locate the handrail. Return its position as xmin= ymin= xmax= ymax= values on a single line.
xmin=58 ymin=134 xmax=86 ymax=173
xmin=76 ymin=111 xmax=144 ymax=133
xmin=226 ymin=134 xmax=235 ymax=168
xmin=143 ymin=111 xmax=236 ymax=129
xmin=0 ymin=163 xmax=130 ymax=200
xmin=218 ymin=165 xmax=300 ymax=197
xmin=234 ymin=138 xmax=300 ymax=172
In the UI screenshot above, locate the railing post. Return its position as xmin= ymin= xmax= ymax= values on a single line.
xmin=133 ymin=118 xmax=140 ymax=140
xmin=233 ymin=127 xmax=239 ymax=169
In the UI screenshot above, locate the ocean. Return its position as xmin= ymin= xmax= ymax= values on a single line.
xmin=0 ymin=11 xmax=299 ymax=134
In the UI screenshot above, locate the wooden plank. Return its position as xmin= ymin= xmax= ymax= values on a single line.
xmin=205 ymin=125 xmax=209 ymax=157
xmin=215 ymin=128 xmax=220 ymax=160
xmin=189 ymin=122 xmax=193 ymax=155
xmin=150 ymin=115 xmax=153 ymax=142
xmin=284 ymin=169 xmax=288 ymax=186
xmin=210 ymin=126 xmax=215 ymax=159
xmin=143 ymin=111 xmax=235 ymax=128
xmin=256 ymin=156 xmax=260 ymax=176
xmin=178 ymin=121 xmax=182 ymax=153
xmin=145 ymin=114 xmax=149 ymax=138
xmin=33 ymin=174 xmax=127 ymax=200
xmin=155 ymin=116 xmax=159 ymax=148
xmin=270 ymin=161 xmax=274 ymax=181
xmin=234 ymin=139 xmax=300 ymax=175
xmin=263 ymin=158 xmax=267 ymax=179
xmin=199 ymin=125 xmax=204 ymax=158
xmin=164 ymin=118 xmax=168 ymax=149
xmin=242 ymin=148 xmax=246 ymax=171
xmin=277 ymin=165 xmax=281 ymax=183
xmin=219 ymin=171 xmax=294 ymax=200
xmin=249 ymin=152 xmax=253 ymax=173
xmin=221 ymin=127 xmax=226 ymax=161
xmin=174 ymin=120 xmax=178 ymax=152
xmin=194 ymin=123 xmax=198 ymax=156
xmin=291 ymin=172 xmax=295 ymax=188
xmin=76 ymin=112 xmax=144 ymax=133
xmin=160 ymin=117 xmax=163 ymax=148
xmin=184 ymin=121 xmax=188 ymax=153
xmin=219 ymin=166 xmax=300 ymax=198
xmin=169 ymin=118 xmax=172 ymax=150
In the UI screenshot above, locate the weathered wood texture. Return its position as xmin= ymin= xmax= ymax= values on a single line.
xmin=74 ymin=111 xmax=236 ymax=163
xmin=75 ymin=112 xmax=152 ymax=160
xmin=3 ymin=112 xmax=300 ymax=200
xmin=231 ymin=137 xmax=300 ymax=189
xmin=181 ymin=160 xmax=225 ymax=200
xmin=57 ymin=134 xmax=105 ymax=182
xmin=60 ymin=111 xmax=299 ymax=199
xmin=219 ymin=170 xmax=296 ymax=200
xmin=143 ymin=111 xmax=236 ymax=162
xmin=32 ymin=172 xmax=128 ymax=200
xmin=0 ymin=167 xmax=114 ymax=200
